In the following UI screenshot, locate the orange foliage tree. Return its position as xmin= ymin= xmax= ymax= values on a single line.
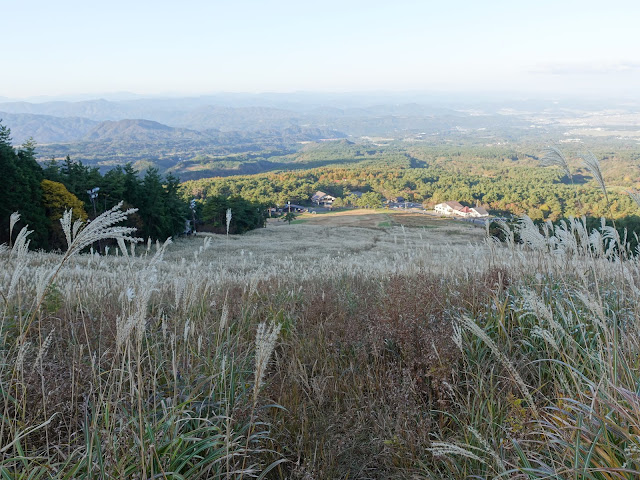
xmin=41 ymin=179 xmax=88 ymax=250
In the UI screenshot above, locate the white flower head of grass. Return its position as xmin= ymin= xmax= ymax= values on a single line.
xmin=134 ymin=272 xmax=158 ymax=344
xmin=220 ymin=353 xmax=227 ymax=374
xmin=461 ymin=315 xmax=536 ymax=414
xmin=61 ymin=202 xmax=140 ymax=256
xmin=427 ymin=442 xmax=485 ymax=463
xmin=601 ymin=223 xmax=621 ymax=257
xmin=161 ymin=314 xmax=168 ymax=340
xmin=541 ymin=145 xmax=572 ymax=179
xmin=253 ymin=320 xmax=282 ymax=404
xmin=553 ymin=219 xmax=579 ymax=255
xmin=574 ymin=289 xmax=607 ymax=332
xmin=9 ymin=212 xmax=20 ymax=244
xmin=494 ymin=219 xmax=514 ymax=248
xmin=10 ymin=224 xmax=31 ymax=259
xmin=521 ymin=289 xmax=553 ymax=324
xmin=452 ymin=322 xmax=463 ymax=352
xmin=183 ymin=318 xmax=191 ymax=342
xmin=518 ymin=215 xmax=546 ymax=251
xmin=580 ymin=151 xmax=608 ymax=200
xmin=219 ymin=293 xmax=230 ymax=333
xmin=629 ymin=190 xmax=640 ymax=210
xmin=7 ymin=225 xmax=33 ymax=298
xmin=126 ymin=287 xmax=135 ymax=302
xmin=116 ymin=315 xmax=135 ymax=349
xmin=149 ymin=237 xmax=172 ymax=265
xmin=467 ymin=426 xmax=506 ymax=472
xmin=117 ymin=270 xmax=159 ymax=348
xmin=34 ymin=266 xmax=55 ymax=305
xmin=173 ymin=277 xmax=185 ymax=311
xmin=14 ymin=341 xmax=31 ymax=376
xmin=531 ymin=325 xmax=561 ymax=353
xmin=33 ymin=329 xmax=55 ymax=372
xmin=226 ymin=208 xmax=232 ymax=236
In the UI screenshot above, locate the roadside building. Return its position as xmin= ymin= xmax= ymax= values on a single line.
xmin=470 ymin=206 xmax=489 ymax=217
xmin=311 ymin=191 xmax=336 ymax=206
xmin=434 ymin=201 xmax=464 ymax=216
xmin=435 ymin=201 xmax=490 ymax=217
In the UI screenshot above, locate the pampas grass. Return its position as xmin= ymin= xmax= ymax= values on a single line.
xmin=60 ymin=201 xmax=139 ymax=257
xmin=253 ymin=321 xmax=282 ymax=406
xmin=5 ymin=196 xmax=640 ymax=477
xmin=541 ymin=145 xmax=572 ymax=179
xmin=580 ymin=150 xmax=608 ymax=200
xmin=8 ymin=212 xmax=20 ymax=248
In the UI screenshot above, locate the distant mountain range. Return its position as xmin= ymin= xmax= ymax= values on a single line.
xmin=0 ymin=99 xmax=476 ymax=145
xmin=0 ymin=114 xmax=348 ymax=146
xmin=82 ymin=119 xmax=209 ymax=143
xmin=0 ymin=97 xmax=462 ymax=131
xmin=2 ymin=93 xmax=639 ymax=180
xmin=0 ymin=112 xmax=98 ymax=143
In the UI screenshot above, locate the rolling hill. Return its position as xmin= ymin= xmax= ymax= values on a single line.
xmin=0 ymin=111 xmax=98 ymax=143
xmin=81 ymin=119 xmax=209 ymax=142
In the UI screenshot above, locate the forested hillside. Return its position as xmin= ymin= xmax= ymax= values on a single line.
xmin=181 ymin=141 xmax=640 ymax=221
xmin=0 ymin=122 xmax=188 ymax=248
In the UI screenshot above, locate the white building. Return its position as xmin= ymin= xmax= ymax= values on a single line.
xmin=311 ymin=191 xmax=336 ymax=206
xmin=434 ymin=201 xmax=464 ymax=216
xmin=435 ymin=201 xmax=489 ymax=217
xmin=470 ymin=206 xmax=489 ymax=217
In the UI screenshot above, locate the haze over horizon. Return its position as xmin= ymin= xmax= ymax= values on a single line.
xmin=3 ymin=0 xmax=640 ymax=100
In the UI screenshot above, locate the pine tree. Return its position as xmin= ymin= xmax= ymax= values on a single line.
xmin=0 ymin=125 xmax=48 ymax=248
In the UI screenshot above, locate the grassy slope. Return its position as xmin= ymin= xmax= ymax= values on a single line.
xmin=2 ymin=210 xmax=640 ymax=478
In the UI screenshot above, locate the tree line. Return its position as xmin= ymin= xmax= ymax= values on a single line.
xmin=181 ymin=150 xmax=640 ymax=221
xmin=0 ymin=121 xmax=266 ymax=250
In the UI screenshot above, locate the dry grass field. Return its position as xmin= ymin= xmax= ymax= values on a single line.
xmin=3 ymin=206 xmax=640 ymax=478
xmin=270 ymin=208 xmax=482 ymax=243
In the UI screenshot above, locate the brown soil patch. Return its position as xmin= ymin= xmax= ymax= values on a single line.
xmin=389 ymin=212 xmax=447 ymax=228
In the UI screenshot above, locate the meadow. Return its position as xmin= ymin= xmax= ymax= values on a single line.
xmin=2 ymin=207 xmax=640 ymax=479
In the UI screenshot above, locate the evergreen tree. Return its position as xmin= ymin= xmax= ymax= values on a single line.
xmin=163 ymin=173 xmax=189 ymax=237
xmin=15 ymin=139 xmax=49 ymax=248
xmin=201 ymin=196 xmax=266 ymax=234
xmin=0 ymin=127 xmax=48 ymax=248
xmin=0 ymin=122 xmax=22 ymax=245
xmin=140 ymin=168 xmax=169 ymax=240
xmin=56 ymin=155 xmax=102 ymax=208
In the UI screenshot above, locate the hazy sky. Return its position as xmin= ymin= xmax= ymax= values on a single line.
xmin=3 ymin=0 xmax=640 ymax=99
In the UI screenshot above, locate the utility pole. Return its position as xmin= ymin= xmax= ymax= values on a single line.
xmin=190 ymin=199 xmax=197 ymax=234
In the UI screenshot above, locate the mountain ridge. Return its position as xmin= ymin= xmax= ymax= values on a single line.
xmin=81 ymin=119 xmax=209 ymax=142
xmin=0 ymin=111 xmax=99 ymax=143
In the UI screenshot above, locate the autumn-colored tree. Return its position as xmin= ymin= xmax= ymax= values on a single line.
xmin=41 ymin=179 xmax=88 ymax=250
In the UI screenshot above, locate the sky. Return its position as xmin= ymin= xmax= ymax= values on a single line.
xmin=3 ymin=0 xmax=640 ymax=99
